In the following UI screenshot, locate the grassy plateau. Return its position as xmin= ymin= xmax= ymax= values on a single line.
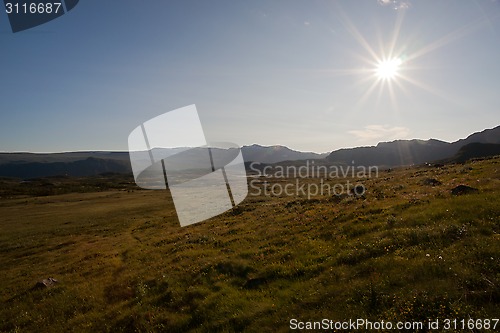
xmin=0 ymin=157 xmax=499 ymax=332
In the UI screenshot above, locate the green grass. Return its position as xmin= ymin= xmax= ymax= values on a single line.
xmin=0 ymin=157 xmax=499 ymax=332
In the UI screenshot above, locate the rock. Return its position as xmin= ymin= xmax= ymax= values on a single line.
xmin=243 ymin=277 xmax=267 ymax=289
xmin=34 ymin=277 xmax=58 ymax=289
xmin=451 ymin=185 xmax=478 ymax=196
xmin=422 ymin=178 xmax=442 ymax=186
xmin=329 ymin=193 xmax=349 ymax=203
xmin=353 ymin=184 xmax=366 ymax=197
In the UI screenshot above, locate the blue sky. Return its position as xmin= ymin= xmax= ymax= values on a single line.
xmin=1 ymin=0 xmax=499 ymax=153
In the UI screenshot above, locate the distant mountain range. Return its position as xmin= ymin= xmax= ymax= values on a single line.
xmin=0 ymin=125 xmax=498 ymax=179
xmin=0 ymin=157 xmax=130 ymax=179
xmin=326 ymin=125 xmax=500 ymax=167
xmin=241 ymin=144 xmax=327 ymax=163
xmin=0 ymin=145 xmax=326 ymax=179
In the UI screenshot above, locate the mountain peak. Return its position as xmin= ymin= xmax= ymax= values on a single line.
xmin=241 ymin=145 xmax=327 ymax=163
xmin=328 ymin=125 xmax=500 ymax=167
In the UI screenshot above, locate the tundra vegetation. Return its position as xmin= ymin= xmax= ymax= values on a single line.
xmin=0 ymin=157 xmax=499 ymax=332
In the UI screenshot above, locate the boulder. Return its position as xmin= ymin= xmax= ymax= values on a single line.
xmin=422 ymin=178 xmax=442 ymax=186
xmin=451 ymin=185 xmax=478 ymax=196
xmin=34 ymin=277 xmax=58 ymax=289
xmin=243 ymin=277 xmax=267 ymax=289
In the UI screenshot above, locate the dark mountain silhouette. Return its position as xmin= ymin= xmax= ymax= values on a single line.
xmin=0 ymin=157 xmax=131 ymax=179
xmin=0 ymin=126 xmax=498 ymax=178
xmin=0 ymin=151 xmax=130 ymax=165
xmin=452 ymin=125 xmax=500 ymax=146
xmin=445 ymin=143 xmax=500 ymax=163
xmin=0 ymin=145 xmax=325 ymax=179
xmin=327 ymin=125 xmax=500 ymax=167
xmin=326 ymin=139 xmax=451 ymax=167
xmin=241 ymin=144 xmax=327 ymax=163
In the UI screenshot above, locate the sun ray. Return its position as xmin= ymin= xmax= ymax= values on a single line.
xmin=388 ymin=8 xmax=406 ymax=58
xmin=355 ymin=77 xmax=384 ymax=108
xmin=387 ymin=79 xmax=400 ymax=115
xmin=406 ymin=15 xmax=495 ymax=62
xmin=336 ymin=6 xmax=381 ymax=63
xmin=396 ymin=74 xmax=466 ymax=108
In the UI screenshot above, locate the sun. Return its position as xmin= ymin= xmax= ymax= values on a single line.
xmin=375 ymin=58 xmax=402 ymax=80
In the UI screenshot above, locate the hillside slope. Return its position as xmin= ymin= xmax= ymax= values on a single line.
xmin=1 ymin=157 xmax=498 ymax=332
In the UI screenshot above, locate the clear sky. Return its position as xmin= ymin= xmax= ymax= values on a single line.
xmin=1 ymin=0 xmax=499 ymax=153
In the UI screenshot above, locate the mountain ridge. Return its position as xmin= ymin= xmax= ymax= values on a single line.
xmin=0 ymin=125 xmax=499 ymax=178
xmin=327 ymin=125 xmax=500 ymax=167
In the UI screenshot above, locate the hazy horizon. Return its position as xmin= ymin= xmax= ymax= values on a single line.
xmin=0 ymin=122 xmax=498 ymax=155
